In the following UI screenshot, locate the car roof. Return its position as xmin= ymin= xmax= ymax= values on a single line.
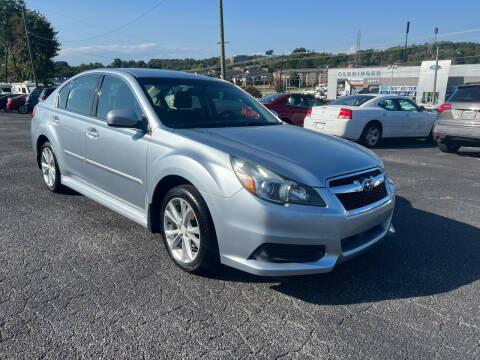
xmin=79 ymin=68 xmax=224 ymax=83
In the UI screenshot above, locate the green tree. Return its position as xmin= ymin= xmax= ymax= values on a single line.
xmin=292 ymin=47 xmax=307 ymax=54
xmin=0 ymin=1 xmax=59 ymax=84
xmin=241 ymin=85 xmax=262 ymax=98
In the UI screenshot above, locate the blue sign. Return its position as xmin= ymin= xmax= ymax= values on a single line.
xmin=429 ymin=64 xmax=441 ymax=71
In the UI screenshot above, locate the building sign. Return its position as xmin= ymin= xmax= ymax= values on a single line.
xmin=380 ymin=85 xmax=417 ymax=97
xmin=337 ymin=70 xmax=381 ymax=78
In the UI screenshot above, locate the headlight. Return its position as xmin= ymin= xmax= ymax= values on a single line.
xmin=230 ymin=156 xmax=326 ymax=206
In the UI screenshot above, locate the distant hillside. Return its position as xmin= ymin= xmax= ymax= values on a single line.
xmin=54 ymin=41 xmax=480 ymax=78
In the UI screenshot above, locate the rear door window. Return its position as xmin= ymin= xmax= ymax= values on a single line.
xmin=378 ymin=99 xmax=398 ymax=111
xmin=449 ymin=86 xmax=480 ymax=102
xmin=66 ymin=75 xmax=100 ymax=115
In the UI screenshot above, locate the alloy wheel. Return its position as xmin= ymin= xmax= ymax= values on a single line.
xmin=366 ymin=127 xmax=380 ymax=146
xmin=163 ymin=198 xmax=201 ymax=264
xmin=41 ymin=147 xmax=56 ymax=188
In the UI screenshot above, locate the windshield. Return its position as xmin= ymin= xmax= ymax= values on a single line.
xmin=138 ymin=77 xmax=281 ymax=129
xmin=449 ymin=86 xmax=480 ymax=103
xmin=330 ymin=95 xmax=375 ymax=106
xmin=259 ymin=93 xmax=284 ymax=103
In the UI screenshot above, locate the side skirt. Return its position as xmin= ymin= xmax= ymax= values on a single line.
xmin=61 ymin=175 xmax=148 ymax=228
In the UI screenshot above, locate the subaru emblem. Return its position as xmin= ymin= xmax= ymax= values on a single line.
xmin=361 ymin=177 xmax=375 ymax=192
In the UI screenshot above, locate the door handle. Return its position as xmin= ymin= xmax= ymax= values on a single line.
xmin=52 ymin=116 xmax=60 ymax=124
xmin=86 ymin=128 xmax=99 ymax=138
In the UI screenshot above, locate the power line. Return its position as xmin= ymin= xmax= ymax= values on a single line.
xmin=28 ymin=0 xmax=168 ymax=44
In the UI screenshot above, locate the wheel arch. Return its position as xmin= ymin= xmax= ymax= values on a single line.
xmin=364 ymin=120 xmax=383 ymax=136
xmin=148 ymin=175 xmax=193 ymax=233
xmin=35 ymin=135 xmax=50 ymax=169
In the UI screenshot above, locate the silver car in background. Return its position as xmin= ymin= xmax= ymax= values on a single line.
xmin=31 ymin=68 xmax=395 ymax=276
xmin=434 ymin=83 xmax=480 ymax=153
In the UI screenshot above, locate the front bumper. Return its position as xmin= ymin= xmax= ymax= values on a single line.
xmin=206 ymin=178 xmax=395 ymax=276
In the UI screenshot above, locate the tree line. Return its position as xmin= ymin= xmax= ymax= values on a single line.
xmin=0 ymin=0 xmax=60 ymax=84
xmin=54 ymin=41 xmax=480 ymax=79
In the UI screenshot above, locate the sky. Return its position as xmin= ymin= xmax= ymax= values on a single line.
xmin=27 ymin=0 xmax=480 ymax=66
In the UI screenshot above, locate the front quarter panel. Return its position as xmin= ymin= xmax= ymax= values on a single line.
xmin=146 ymin=128 xmax=242 ymax=203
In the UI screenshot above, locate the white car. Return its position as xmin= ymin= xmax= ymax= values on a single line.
xmin=304 ymin=94 xmax=437 ymax=147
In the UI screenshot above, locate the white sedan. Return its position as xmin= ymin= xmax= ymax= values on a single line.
xmin=303 ymin=94 xmax=437 ymax=147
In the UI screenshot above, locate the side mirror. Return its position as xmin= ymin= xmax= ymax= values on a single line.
xmin=107 ymin=109 xmax=142 ymax=129
xmin=419 ymin=105 xmax=425 ymax=112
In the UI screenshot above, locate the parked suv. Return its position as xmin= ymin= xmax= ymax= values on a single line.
xmin=434 ymin=84 xmax=480 ymax=153
xmin=31 ymin=69 xmax=395 ymax=276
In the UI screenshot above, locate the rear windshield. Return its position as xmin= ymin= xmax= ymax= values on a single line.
xmin=329 ymin=95 xmax=375 ymax=106
xmin=449 ymin=86 xmax=480 ymax=103
xmin=259 ymin=93 xmax=284 ymax=103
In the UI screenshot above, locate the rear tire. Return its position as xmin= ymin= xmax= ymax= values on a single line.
xmin=360 ymin=123 xmax=381 ymax=148
xmin=159 ymin=185 xmax=219 ymax=274
xmin=18 ymin=105 xmax=28 ymax=114
xmin=438 ymin=143 xmax=460 ymax=153
xmin=40 ymin=142 xmax=63 ymax=192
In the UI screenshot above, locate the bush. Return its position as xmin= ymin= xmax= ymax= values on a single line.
xmin=241 ymin=85 xmax=262 ymax=98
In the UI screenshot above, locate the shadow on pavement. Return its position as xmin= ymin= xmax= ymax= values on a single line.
xmin=211 ymin=196 xmax=480 ymax=305
xmin=456 ymin=149 xmax=480 ymax=158
xmin=375 ymin=138 xmax=436 ymax=149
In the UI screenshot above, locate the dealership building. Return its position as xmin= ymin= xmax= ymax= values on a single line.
xmin=327 ymin=60 xmax=480 ymax=105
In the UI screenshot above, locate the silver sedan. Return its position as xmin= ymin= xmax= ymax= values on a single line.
xmin=31 ymin=68 xmax=395 ymax=276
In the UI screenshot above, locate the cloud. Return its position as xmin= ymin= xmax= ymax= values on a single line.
xmin=59 ymin=42 xmax=158 ymax=56
xmin=345 ymin=45 xmax=357 ymax=55
xmin=57 ymin=42 xmax=218 ymax=64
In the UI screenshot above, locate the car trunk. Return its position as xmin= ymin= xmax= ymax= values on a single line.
xmin=450 ymin=102 xmax=480 ymax=124
xmin=310 ymin=105 xmax=355 ymax=122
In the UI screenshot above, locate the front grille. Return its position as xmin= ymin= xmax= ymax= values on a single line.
xmin=336 ymin=182 xmax=388 ymax=211
xmin=329 ymin=169 xmax=381 ymax=187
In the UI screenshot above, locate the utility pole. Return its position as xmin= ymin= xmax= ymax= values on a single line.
xmin=21 ymin=5 xmax=37 ymax=88
xmin=431 ymin=27 xmax=439 ymax=105
xmin=403 ymin=21 xmax=410 ymax=63
xmin=432 ymin=26 xmax=438 ymax=57
xmin=279 ymin=54 xmax=284 ymax=92
xmin=355 ymin=30 xmax=361 ymax=66
xmin=218 ymin=0 xmax=226 ymax=80
xmin=4 ymin=46 xmax=7 ymax=83
xmin=432 ymin=44 xmax=439 ymax=105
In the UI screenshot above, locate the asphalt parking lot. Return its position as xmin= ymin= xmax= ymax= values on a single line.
xmin=0 ymin=112 xmax=479 ymax=359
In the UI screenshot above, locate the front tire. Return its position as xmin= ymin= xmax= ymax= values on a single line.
xmin=18 ymin=105 xmax=28 ymax=114
xmin=40 ymin=142 xmax=62 ymax=192
xmin=160 ymin=185 xmax=219 ymax=274
xmin=360 ymin=123 xmax=381 ymax=148
xmin=438 ymin=143 xmax=460 ymax=153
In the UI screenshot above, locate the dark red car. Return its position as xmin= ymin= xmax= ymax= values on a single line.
xmin=6 ymin=94 xmax=26 ymax=111
xmin=259 ymin=93 xmax=326 ymax=126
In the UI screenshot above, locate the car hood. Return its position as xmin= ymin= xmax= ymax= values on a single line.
xmin=174 ymin=125 xmax=382 ymax=187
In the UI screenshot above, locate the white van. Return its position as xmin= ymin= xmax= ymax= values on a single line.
xmin=0 ymin=83 xmax=12 ymax=94
xmin=11 ymin=81 xmax=42 ymax=95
